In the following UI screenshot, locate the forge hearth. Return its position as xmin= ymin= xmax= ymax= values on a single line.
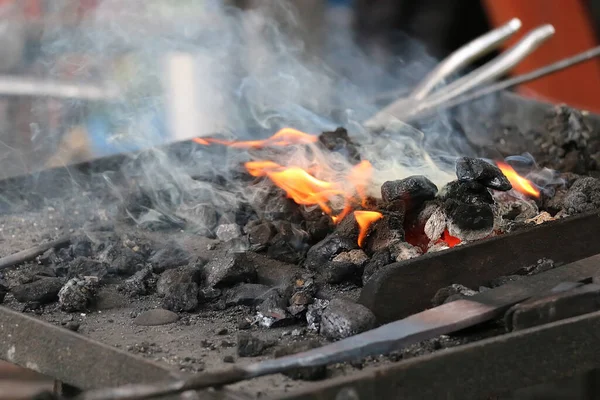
xmin=3 ymin=93 xmax=600 ymax=399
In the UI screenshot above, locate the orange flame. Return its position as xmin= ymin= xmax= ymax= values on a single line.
xmin=496 ymin=162 xmax=540 ymax=198
xmin=354 ymin=211 xmax=383 ymax=248
xmin=193 ymin=128 xmax=318 ymax=149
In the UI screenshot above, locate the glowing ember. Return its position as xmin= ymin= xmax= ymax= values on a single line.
xmin=354 ymin=210 xmax=383 ymax=248
xmin=193 ymin=128 xmax=318 ymax=149
xmin=437 ymin=229 xmax=461 ymax=248
xmin=496 ymin=162 xmax=540 ymax=197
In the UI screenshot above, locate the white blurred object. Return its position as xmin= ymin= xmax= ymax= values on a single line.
xmin=0 ymin=1 xmax=25 ymax=73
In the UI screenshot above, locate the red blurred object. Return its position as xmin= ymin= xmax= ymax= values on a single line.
xmin=482 ymin=0 xmax=600 ymax=113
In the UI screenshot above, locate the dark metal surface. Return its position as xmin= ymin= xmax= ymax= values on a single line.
xmin=0 ymin=307 xmax=245 ymax=399
xmin=506 ymin=282 xmax=600 ymax=331
xmin=360 ymin=211 xmax=600 ymax=322
xmin=280 ymin=309 xmax=600 ymax=400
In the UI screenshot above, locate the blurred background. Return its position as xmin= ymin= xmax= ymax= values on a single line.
xmin=1 ymin=1 xmax=600 ymax=396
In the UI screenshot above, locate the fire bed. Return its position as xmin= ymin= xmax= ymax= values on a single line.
xmin=1 ymin=92 xmax=600 ymax=399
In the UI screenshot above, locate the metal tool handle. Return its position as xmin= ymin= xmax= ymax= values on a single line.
xmin=413 ymin=24 xmax=555 ymax=116
xmin=410 ymin=18 xmax=522 ymax=101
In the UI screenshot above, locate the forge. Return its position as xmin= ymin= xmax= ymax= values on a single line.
xmin=2 ymin=91 xmax=600 ymax=400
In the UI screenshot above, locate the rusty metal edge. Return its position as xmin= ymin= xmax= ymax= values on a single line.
xmin=360 ymin=210 xmax=600 ymax=322
xmin=280 ymin=309 xmax=600 ymax=400
xmin=0 ymin=306 xmax=247 ymax=399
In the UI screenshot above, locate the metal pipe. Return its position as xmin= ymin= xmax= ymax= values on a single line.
xmin=0 ymin=76 xmax=119 ymax=100
xmin=409 ymin=18 xmax=522 ymax=101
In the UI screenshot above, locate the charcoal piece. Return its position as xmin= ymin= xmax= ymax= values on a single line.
xmin=184 ymin=204 xmax=218 ymax=237
xmin=267 ymin=224 xmax=310 ymax=264
xmin=148 ymin=244 xmax=191 ymax=273
xmin=424 ymin=207 xmax=446 ymax=241
xmin=323 ymin=250 xmax=369 ymax=284
xmin=444 ymin=199 xmax=494 ymax=241
xmin=69 ymin=238 xmax=94 ymax=258
xmin=161 ymin=283 xmax=199 ymax=312
xmin=455 ymin=157 xmax=512 ymax=191
xmin=216 ymin=224 xmax=242 ymax=242
xmin=256 ymin=289 xmax=292 ymax=328
xmin=362 ymin=249 xmax=393 ymax=286
xmin=0 ymin=279 xmax=8 ymax=304
xmin=563 ymin=177 xmax=600 ymax=214
xmin=320 ymin=298 xmax=376 ymax=340
xmin=38 ymin=248 xmax=60 ymax=266
xmin=431 ymin=284 xmax=477 ymax=306
xmin=273 ymin=340 xmax=327 ymax=380
xmin=318 ymin=127 xmax=361 ymax=164
xmin=381 ymin=176 xmax=438 ymax=210
xmin=119 ymin=266 xmax=157 ymax=297
xmin=237 ymin=332 xmax=273 ymax=357
xmin=202 ymin=254 xmax=258 ymax=288
xmin=250 ymin=252 xmax=302 ymax=291
xmin=541 ymin=188 xmax=567 ymax=216
xmin=306 ymin=298 xmax=329 ymax=332
xmin=304 ymin=235 xmax=358 ymax=271
xmin=305 ymin=216 xmax=333 ymax=243
xmin=288 ymin=290 xmax=314 ymax=316
xmin=134 ymin=309 xmax=179 ymax=326
xmin=334 ymin=214 xmax=359 ymax=240
xmin=12 ymin=277 xmax=65 ymax=304
xmin=58 ymin=277 xmax=99 ymax=312
xmin=66 ymin=257 xmax=109 ymax=281
xmin=364 ymin=213 xmax=405 ymax=253
xmin=102 ymin=245 xmax=146 ymax=277
xmin=246 ymin=221 xmax=276 ymax=247
xmin=488 ymin=275 xmax=525 ymax=288
xmin=441 ymin=180 xmax=494 ymax=205
xmin=389 ymin=241 xmax=422 ymax=262
xmin=157 ymin=266 xmax=202 ymax=296
xmin=517 ymin=258 xmax=555 ymax=276
xmin=225 ymin=283 xmax=272 ymax=307
xmin=198 ymin=287 xmax=222 ymax=303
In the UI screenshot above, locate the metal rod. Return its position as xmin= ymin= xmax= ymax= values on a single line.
xmin=413 ymin=44 xmax=600 ymax=119
xmin=411 ymin=24 xmax=555 ymax=117
xmin=0 ymin=236 xmax=71 ymax=270
xmin=0 ymin=77 xmax=119 ymax=100
xmin=410 ymin=18 xmax=522 ymax=101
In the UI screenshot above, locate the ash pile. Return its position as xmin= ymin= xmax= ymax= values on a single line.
xmin=2 ymin=107 xmax=600 ymax=380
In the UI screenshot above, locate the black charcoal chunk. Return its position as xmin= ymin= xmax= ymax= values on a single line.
xmin=362 ymin=249 xmax=393 ymax=286
xmin=305 ymin=216 xmax=333 ymax=243
xmin=381 ymin=176 xmax=438 ymax=210
xmin=186 ymin=204 xmax=218 ymax=236
xmin=320 ymin=298 xmax=376 ymax=340
xmin=119 ymin=266 xmax=157 ymax=297
xmin=157 ymin=266 xmax=202 ymax=296
xmin=134 ymin=309 xmax=179 ymax=326
xmin=237 ymin=333 xmax=273 ymax=357
xmin=517 ymin=258 xmax=555 ymax=276
xmin=318 ymin=127 xmax=361 ymax=164
xmin=12 ymin=277 xmax=65 ymax=304
xmin=273 ymin=340 xmax=327 ymax=380
xmin=441 ymin=180 xmax=494 ymax=205
xmin=256 ymin=289 xmax=292 ymax=328
xmin=161 ymin=283 xmax=199 ymax=312
xmin=0 ymin=279 xmax=8 ymax=304
xmin=66 ymin=257 xmax=109 ymax=281
xmin=306 ymin=298 xmax=329 ymax=332
xmin=58 ymin=277 xmax=99 ymax=312
xmin=444 ymin=199 xmax=494 ymax=241
xmin=304 ymin=235 xmax=358 ymax=271
xmin=225 ymin=283 xmax=273 ymax=307
xmin=148 ymin=244 xmax=191 ymax=273
xmin=102 ymin=245 xmax=146 ymax=277
xmin=431 ymin=284 xmax=477 ymax=306
xmin=202 ymin=254 xmax=257 ymax=288
xmin=364 ymin=213 xmax=405 ymax=253
xmin=246 ymin=221 xmax=276 ymax=247
xmin=323 ymin=250 xmax=369 ymax=284
xmin=563 ymin=177 xmax=600 ymax=214
xmin=69 ymin=238 xmax=94 ymax=258
xmin=216 ymin=224 xmax=242 ymax=242
xmin=455 ymin=157 xmax=512 ymax=191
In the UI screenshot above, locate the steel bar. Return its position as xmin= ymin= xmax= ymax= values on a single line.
xmin=0 ymin=77 xmax=119 ymax=100
xmin=0 ymin=307 xmax=245 ymax=400
xmin=75 ymin=254 xmax=600 ymax=400
xmin=409 ymin=18 xmax=522 ymax=101
xmin=360 ymin=211 xmax=600 ymax=322
xmin=282 ymin=309 xmax=600 ymax=400
xmin=0 ymin=236 xmax=71 ymax=270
